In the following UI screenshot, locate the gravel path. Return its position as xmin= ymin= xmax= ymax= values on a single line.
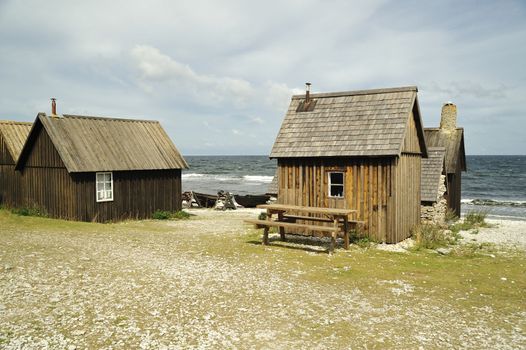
xmin=1 ymin=209 xmax=525 ymax=349
xmin=459 ymin=219 xmax=526 ymax=249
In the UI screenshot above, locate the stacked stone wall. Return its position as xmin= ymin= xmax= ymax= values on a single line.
xmin=421 ymin=174 xmax=447 ymax=225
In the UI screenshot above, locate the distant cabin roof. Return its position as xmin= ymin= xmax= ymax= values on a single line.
xmin=424 ymin=128 xmax=466 ymax=173
xmin=17 ymin=113 xmax=188 ymax=172
xmin=0 ymin=120 xmax=32 ymax=161
xmin=270 ymin=86 xmax=427 ymax=158
xmin=421 ymin=147 xmax=446 ymax=202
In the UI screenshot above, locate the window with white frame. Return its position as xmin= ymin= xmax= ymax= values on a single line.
xmin=328 ymin=172 xmax=344 ymax=198
xmin=96 ymin=172 xmax=113 ymax=202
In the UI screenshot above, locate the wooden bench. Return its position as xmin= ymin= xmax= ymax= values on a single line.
xmin=244 ymin=204 xmax=358 ymax=252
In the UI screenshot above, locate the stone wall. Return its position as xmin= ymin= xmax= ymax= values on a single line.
xmin=421 ymin=174 xmax=447 ymax=225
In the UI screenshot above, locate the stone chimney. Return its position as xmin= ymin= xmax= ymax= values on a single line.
xmin=440 ymin=102 xmax=457 ymax=131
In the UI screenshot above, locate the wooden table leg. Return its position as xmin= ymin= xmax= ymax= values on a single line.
xmin=262 ymin=210 xmax=272 ymax=245
xmin=343 ymin=217 xmax=350 ymax=250
xmin=277 ymin=211 xmax=286 ymax=241
xmin=263 ymin=226 xmax=269 ymax=245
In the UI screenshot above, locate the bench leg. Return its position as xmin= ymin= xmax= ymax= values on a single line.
xmin=263 ymin=227 xmax=269 ymax=245
xmin=330 ymin=232 xmax=336 ymax=253
xmin=277 ymin=212 xmax=286 ymax=241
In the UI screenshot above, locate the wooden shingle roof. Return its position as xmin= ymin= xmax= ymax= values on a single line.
xmin=17 ymin=113 xmax=188 ymax=172
xmin=270 ymin=86 xmax=427 ymax=158
xmin=424 ymin=128 xmax=466 ymax=174
xmin=421 ymin=147 xmax=446 ymax=202
xmin=0 ymin=121 xmax=32 ymax=161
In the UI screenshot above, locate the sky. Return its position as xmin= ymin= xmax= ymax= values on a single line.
xmin=0 ymin=0 xmax=525 ymax=155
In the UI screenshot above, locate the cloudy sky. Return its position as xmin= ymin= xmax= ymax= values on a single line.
xmin=0 ymin=0 xmax=524 ymax=155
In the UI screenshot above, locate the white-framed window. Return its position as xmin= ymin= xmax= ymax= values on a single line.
xmin=96 ymin=172 xmax=113 ymax=202
xmin=328 ymin=172 xmax=344 ymax=198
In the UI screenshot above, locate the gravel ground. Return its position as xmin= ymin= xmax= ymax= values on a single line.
xmin=0 ymin=209 xmax=525 ymax=349
xmin=459 ymin=219 xmax=526 ymax=249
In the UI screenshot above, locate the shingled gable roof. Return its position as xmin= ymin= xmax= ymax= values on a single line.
xmin=16 ymin=113 xmax=188 ymax=172
xmin=424 ymin=128 xmax=466 ymax=174
xmin=270 ymin=86 xmax=427 ymax=158
xmin=0 ymin=121 xmax=32 ymax=161
xmin=421 ymin=147 xmax=447 ymax=202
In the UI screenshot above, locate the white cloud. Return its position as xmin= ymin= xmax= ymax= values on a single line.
xmin=131 ymin=45 xmax=254 ymax=107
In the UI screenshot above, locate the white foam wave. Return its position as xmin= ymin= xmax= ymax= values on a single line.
xmin=462 ymin=198 xmax=526 ymax=207
xmin=182 ymin=173 xmax=205 ymax=179
xmin=243 ymin=175 xmax=274 ymax=183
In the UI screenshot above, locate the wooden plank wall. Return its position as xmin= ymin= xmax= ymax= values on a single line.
xmin=16 ymin=124 xmax=182 ymax=222
xmin=0 ymin=134 xmax=18 ymax=206
xmin=277 ymin=157 xmax=393 ymax=242
xmin=74 ymin=169 xmax=182 ymax=222
xmin=447 ymin=166 xmax=462 ymax=217
xmin=391 ymin=154 xmax=421 ymax=243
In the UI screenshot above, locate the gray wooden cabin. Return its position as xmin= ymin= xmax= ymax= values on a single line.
xmin=424 ymin=103 xmax=466 ymax=217
xmin=15 ymin=113 xmax=188 ymax=222
xmin=270 ymin=86 xmax=428 ymax=243
xmin=0 ymin=121 xmax=32 ymax=207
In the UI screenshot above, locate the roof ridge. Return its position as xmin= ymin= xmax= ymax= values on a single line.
xmin=0 ymin=120 xmax=32 ymax=125
xmin=44 ymin=113 xmax=159 ymax=124
xmin=292 ymin=86 xmax=418 ymax=99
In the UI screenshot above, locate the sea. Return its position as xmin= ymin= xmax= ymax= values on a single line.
xmin=182 ymin=155 xmax=526 ymax=221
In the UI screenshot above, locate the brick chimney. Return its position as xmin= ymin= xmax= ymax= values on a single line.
xmin=51 ymin=98 xmax=57 ymax=116
xmin=440 ymin=102 xmax=457 ymax=131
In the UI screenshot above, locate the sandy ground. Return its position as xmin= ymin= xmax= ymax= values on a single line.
xmin=0 ymin=209 xmax=525 ymax=349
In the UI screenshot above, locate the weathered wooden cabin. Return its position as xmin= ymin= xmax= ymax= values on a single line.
xmin=270 ymin=86 xmax=428 ymax=243
xmin=424 ymin=102 xmax=466 ymax=217
xmin=0 ymin=121 xmax=32 ymax=206
xmin=421 ymin=147 xmax=448 ymax=224
xmin=15 ymin=113 xmax=188 ymax=222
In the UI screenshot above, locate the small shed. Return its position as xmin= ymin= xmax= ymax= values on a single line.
xmin=424 ymin=103 xmax=466 ymax=217
xmin=421 ymin=147 xmax=448 ymax=224
xmin=0 ymin=121 xmax=32 ymax=206
xmin=15 ymin=113 xmax=188 ymax=222
xmin=270 ymin=86 xmax=428 ymax=243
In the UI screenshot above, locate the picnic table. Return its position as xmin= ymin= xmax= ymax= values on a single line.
xmin=244 ymin=204 xmax=361 ymax=253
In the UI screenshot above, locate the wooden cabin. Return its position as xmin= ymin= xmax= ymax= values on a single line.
xmin=424 ymin=103 xmax=466 ymax=217
xmin=421 ymin=147 xmax=448 ymax=224
xmin=0 ymin=121 xmax=32 ymax=207
xmin=14 ymin=113 xmax=188 ymax=222
xmin=270 ymin=86 xmax=428 ymax=243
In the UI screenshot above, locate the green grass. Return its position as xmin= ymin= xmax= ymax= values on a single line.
xmin=1 ymin=209 xmax=524 ymax=348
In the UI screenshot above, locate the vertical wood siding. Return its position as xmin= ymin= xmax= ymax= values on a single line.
xmin=0 ymin=135 xmax=21 ymax=206
xmin=278 ymin=158 xmax=390 ymax=242
xmin=277 ymin=155 xmax=421 ymax=243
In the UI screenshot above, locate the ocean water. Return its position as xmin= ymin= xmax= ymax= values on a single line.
xmin=182 ymin=155 xmax=526 ymax=220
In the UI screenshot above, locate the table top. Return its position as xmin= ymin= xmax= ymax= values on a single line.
xmin=257 ymin=203 xmax=356 ymax=216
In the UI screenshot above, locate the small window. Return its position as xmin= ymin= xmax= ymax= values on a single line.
xmin=96 ymin=172 xmax=113 ymax=202
xmin=328 ymin=172 xmax=344 ymax=198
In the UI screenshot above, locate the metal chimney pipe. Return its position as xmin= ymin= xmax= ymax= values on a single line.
xmin=305 ymin=82 xmax=311 ymax=103
xmin=51 ymin=98 xmax=57 ymax=115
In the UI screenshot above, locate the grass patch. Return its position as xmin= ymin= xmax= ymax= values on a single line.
xmin=412 ymin=224 xmax=446 ymax=249
xmin=152 ymin=210 xmax=191 ymax=220
xmin=450 ymin=209 xmax=491 ymax=234
xmin=11 ymin=205 xmax=48 ymax=218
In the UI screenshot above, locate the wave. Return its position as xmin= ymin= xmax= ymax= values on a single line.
xmin=462 ymin=198 xmax=526 ymax=208
xmin=183 ymin=173 xmax=274 ymax=183
xmin=242 ymin=175 xmax=274 ymax=183
xmin=182 ymin=173 xmax=205 ymax=178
